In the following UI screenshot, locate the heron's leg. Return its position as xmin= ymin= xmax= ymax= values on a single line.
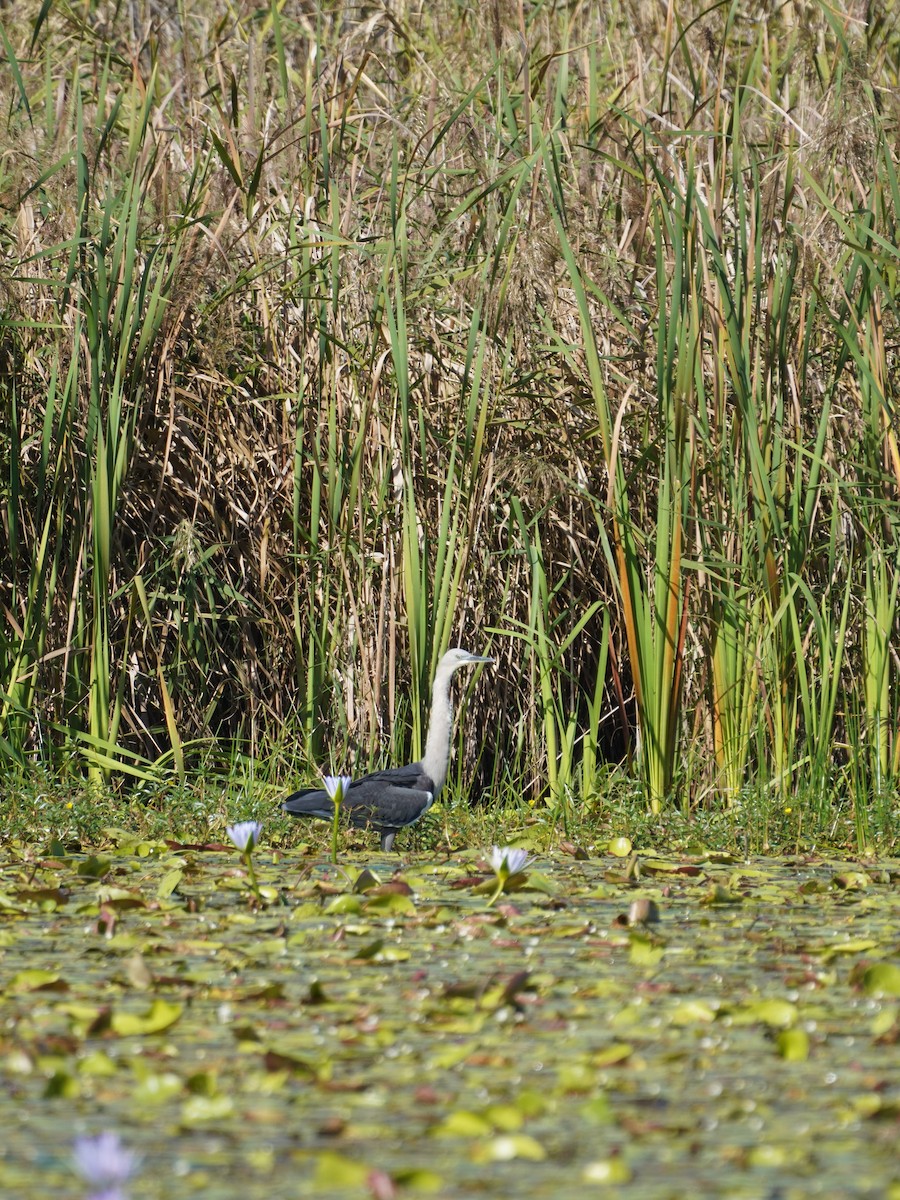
xmin=381 ymin=829 xmax=396 ymax=852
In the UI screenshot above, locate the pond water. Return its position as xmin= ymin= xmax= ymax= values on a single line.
xmin=1 ymin=842 xmax=898 ymax=1198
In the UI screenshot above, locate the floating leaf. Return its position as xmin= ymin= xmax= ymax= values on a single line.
xmin=670 ymin=1000 xmax=717 ymax=1025
xmin=351 ymin=868 xmax=381 ymax=893
xmin=364 ymin=891 xmax=417 ymax=916
xmin=591 ymin=1044 xmax=633 ymax=1067
xmin=354 ymin=938 xmax=385 ymax=960
xmin=832 ymin=871 xmax=870 ymax=890
xmin=431 ymin=1110 xmax=493 ymax=1138
xmin=703 ymin=883 xmax=742 ymax=905
xmin=734 ymin=999 xmax=797 ymax=1028
xmin=262 ymin=1049 xmax=320 ymax=1078
xmin=43 ymin=1070 xmax=79 ymax=1099
xmin=181 ymin=1095 xmax=234 ymax=1124
xmin=776 ymin=1028 xmax=810 ymax=1061
xmin=608 ymin=837 xmax=632 ymax=858
xmin=860 ymin=963 xmax=900 ymax=998
xmin=393 ymin=1168 xmax=443 ymax=1191
xmin=110 ymin=998 xmax=183 ymax=1036
xmin=818 ymin=938 xmax=879 ymax=961
xmin=314 ymin=1151 xmax=371 ymax=1187
xmin=642 ymin=858 xmax=701 ymax=876
xmin=583 ymin=1158 xmax=632 ymax=1184
xmin=157 ymin=869 xmax=184 ymax=899
xmin=580 ymin=1096 xmax=612 ymax=1125
xmin=629 ymin=932 xmax=664 ymax=965
xmin=134 ymin=1072 xmax=183 ymax=1104
xmin=325 ymin=894 xmax=363 ymax=915
xmin=14 ymin=887 xmax=68 ymax=911
xmin=77 ymin=1051 xmax=118 ymax=1077
xmin=7 ymin=969 xmax=66 ymax=994
xmin=557 ymin=1062 xmax=596 ymax=1093
xmin=482 ymin=1104 xmax=524 ymax=1132
xmin=76 ymin=856 xmax=111 ymax=878
xmin=475 ymin=1134 xmax=546 ymax=1162
xmin=747 ymin=1144 xmax=789 ymax=1167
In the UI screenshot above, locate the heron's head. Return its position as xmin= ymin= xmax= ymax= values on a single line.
xmin=440 ymin=647 xmax=493 ymax=675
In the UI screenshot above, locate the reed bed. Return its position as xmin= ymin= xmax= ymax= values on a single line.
xmin=1 ymin=0 xmax=898 ymax=848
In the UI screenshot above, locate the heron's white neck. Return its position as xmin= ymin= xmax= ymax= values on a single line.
xmin=422 ymin=660 xmax=458 ymax=796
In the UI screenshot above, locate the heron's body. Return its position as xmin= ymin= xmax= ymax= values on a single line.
xmin=282 ymin=648 xmax=491 ymax=850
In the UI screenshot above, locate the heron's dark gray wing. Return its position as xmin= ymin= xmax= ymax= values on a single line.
xmin=282 ymin=786 xmax=334 ymax=820
xmin=341 ymin=781 xmax=434 ymax=831
xmin=281 ymin=761 xmax=436 ymax=838
xmin=354 ymin=762 xmax=431 ymax=791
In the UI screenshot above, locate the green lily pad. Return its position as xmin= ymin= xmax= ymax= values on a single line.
xmin=860 ymin=962 xmax=900 ymax=997
xmin=110 ymin=998 xmax=183 ymax=1036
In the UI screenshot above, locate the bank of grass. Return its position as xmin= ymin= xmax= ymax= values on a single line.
xmin=4 ymin=767 xmax=889 ymax=859
xmin=1 ymin=0 xmax=899 ymax=851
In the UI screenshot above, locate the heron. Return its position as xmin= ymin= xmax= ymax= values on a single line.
xmin=282 ymin=647 xmax=493 ymax=851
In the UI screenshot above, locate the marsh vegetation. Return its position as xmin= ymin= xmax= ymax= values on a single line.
xmin=1 ymin=0 xmax=899 ymax=851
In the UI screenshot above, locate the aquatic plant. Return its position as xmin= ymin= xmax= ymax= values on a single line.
xmin=323 ymin=775 xmax=352 ymax=864
xmin=73 ymin=1132 xmax=137 ymax=1200
xmin=226 ymin=821 xmax=264 ymax=904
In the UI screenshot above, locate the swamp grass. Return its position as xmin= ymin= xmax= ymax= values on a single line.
xmin=1 ymin=0 xmax=899 ymax=850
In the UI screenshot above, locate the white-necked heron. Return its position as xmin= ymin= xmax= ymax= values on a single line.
xmin=282 ymin=647 xmax=493 ymax=850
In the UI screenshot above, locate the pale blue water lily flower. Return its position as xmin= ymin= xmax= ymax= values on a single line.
xmin=486 ymin=845 xmax=530 ymax=905
xmin=323 ymin=774 xmax=352 ymax=863
xmin=73 ymin=1131 xmax=137 ymax=1200
xmin=323 ymin=775 xmax=352 ymax=802
xmin=225 ymin=820 xmax=263 ymax=852
xmin=490 ymin=846 xmax=529 ymax=877
xmin=225 ymin=821 xmax=264 ymax=903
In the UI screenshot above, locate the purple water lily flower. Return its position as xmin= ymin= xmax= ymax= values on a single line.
xmin=73 ymin=1132 xmax=137 ymax=1200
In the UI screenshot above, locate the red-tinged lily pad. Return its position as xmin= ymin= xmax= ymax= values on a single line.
xmin=590 ymin=1043 xmax=634 ymax=1067
xmin=368 ymin=880 xmax=414 ymax=897
xmin=832 ymin=871 xmax=870 ymax=890
xmin=642 ymin=859 xmax=702 ymax=876
xmin=559 ymin=840 xmax=590 ymax=859
xmin=6 ymin=969 xmax=68 ymax=994
xmin=262 ymin=1050 xmax=321 ymax=1078
xmin=350 ymin=868 xmax=381 ymax=893
xmin=43 ymin=1070 xmax=79 ymax=1099
xmin=702 ymin=882 xmax=742 ymax=905
xmin=13 ymin=887 xmax=69 ymax=909
xmin=392 ymin=1167 xmax=443 ymax=1192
